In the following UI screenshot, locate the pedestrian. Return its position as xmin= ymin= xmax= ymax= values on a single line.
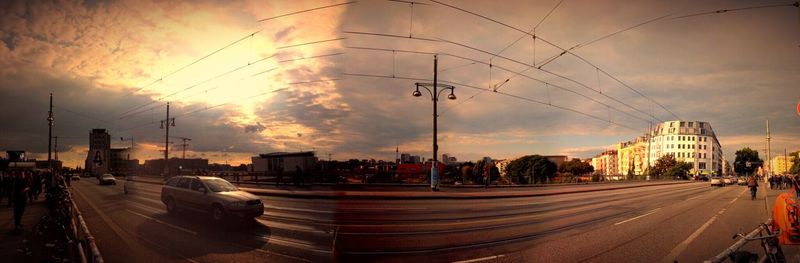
xmin=12 ymin=171 xmax=31 ymax=233
xmin=29 ymin=171 xmax=41 ymax=202
xmin=483 ymin=167 xmax=490 ymax=188
xmin=294 ymin=165 xmax=303 ymax=186
xmin=0 ymin=172 xmax=5 ymax=205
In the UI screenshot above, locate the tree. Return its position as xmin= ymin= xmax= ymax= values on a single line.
xmin=506 ymin=155 xmax=557 ymax=184
xmin=651 ymin=155 xmax=678 ymax=179
xmin=789 ymin=151 xmax=800 ymax=175
xmin=734 ymin=148 xmax=762 ymax=175
xmin=559 ymin=158 xmax=594 ymax=176
xmin=665 ymin=161 xmax=693 ymax=179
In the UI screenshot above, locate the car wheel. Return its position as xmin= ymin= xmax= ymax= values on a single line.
xmin=211 ymin=205 xmax=225 ymax=222
xmin=165 ymin=198 xmax=177 ymax=215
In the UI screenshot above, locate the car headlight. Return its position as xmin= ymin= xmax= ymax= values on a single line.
xmin=227 ymin=201 xmax=247 ymax=208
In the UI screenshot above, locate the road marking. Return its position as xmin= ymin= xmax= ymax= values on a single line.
xmin=126 ymin=209 xmax=198 ymax=235
xmin=452 ymin=254 xmax=506 ymax=263
xmin=614 ymin=208 xmax=661 ymax=226
xmin=685 ymin=195 xmax=702 ymax=201
xmin=72 ymin=186 xmax=141 ymax=250
xmin=661 ymin=188 xmax=746 ymax=262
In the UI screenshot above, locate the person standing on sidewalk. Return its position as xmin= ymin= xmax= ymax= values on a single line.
xmin=12 ymin=170 xmax=31 ymax=233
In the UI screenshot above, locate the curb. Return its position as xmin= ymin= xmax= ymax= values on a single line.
xmin=128 ymin=177 xmax=695 ymax=200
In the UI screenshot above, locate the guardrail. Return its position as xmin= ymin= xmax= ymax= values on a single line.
xmin=61 ymin=178 xmax=104 ymax=263
xmin=704 ymin=218 xmax=776 ymax=263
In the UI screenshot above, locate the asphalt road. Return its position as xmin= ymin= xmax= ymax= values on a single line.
xmin=69 ymin=179 xmax=795 ymax=263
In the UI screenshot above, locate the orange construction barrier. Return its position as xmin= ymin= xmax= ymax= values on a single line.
xmin=773 ymin=188 xmax=800 ymax=245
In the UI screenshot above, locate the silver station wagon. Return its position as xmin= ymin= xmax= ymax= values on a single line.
xmin=160 ymin=176 xmax=264 ymax=222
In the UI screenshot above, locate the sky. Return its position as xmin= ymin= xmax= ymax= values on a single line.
xmin=0 ymin=0 xmax=798 ymax=168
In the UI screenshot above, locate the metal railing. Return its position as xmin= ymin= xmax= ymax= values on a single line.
xmin=704 ymin=218 xmax=776 ymax=263
xmin=61 ymin=178 xmax=104 ymax=263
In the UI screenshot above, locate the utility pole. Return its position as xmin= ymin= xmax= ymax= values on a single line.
xmin=766 ymin=119 xmax=771 ymax=177
xmin=160 ymin=102 xmax=175 ymax=177
xmin=47 ymin=93 xmax=54 ymax=186
xmin=785 ymin=148 xmax=789 ymax=174
xmin=171 ymin=137 xmax=191 ymax=159
xmin=646 ymin=122 xmax=652 ymax=177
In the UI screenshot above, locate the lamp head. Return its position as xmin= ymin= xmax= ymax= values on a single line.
xmin=412 ymin=90 xmax=422 ymax=97
xmin=447 ymin=92 xmax=456 ymax=100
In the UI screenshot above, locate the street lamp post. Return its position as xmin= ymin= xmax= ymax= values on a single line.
xmin=413 ymin=54 xmax=456 ymax=191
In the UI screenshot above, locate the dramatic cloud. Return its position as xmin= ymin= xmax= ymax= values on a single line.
xmin=1 ymin=0 xmax=798 ymax=167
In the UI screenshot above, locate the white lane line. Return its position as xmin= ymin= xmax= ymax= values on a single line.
xmin=661 ymin=188 xmax=746 ymax=262
xmin=614 ymin=208 xmax=662 ymax=226
xmin=685 ymin=195 xmax=702 ymax=201
xmin=72 ymin=186 xmax=140 ymax=250
xmin=126 ymin=209 xmax=198 ymax=235
xmin=452 ymin=254 xmax=506 ymax=263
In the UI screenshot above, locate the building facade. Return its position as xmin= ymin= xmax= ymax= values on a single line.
xmin=647 ymin=120 xmax=723 ymax=175
xmin=618 ymin=136 xmax=648 ymax=176
xmin=252 ymin=152 xmax=317 ymax=175
xmin=85 ymin=129 xmax=111 ymax=176
xmin=591 ymin=150 xmax=618 ymax=176
xmin=771 ymin=155 xmax=796 ymax=175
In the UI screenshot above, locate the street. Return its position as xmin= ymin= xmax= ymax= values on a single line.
xmin=67 ymin=179 xmax=800 ymax=263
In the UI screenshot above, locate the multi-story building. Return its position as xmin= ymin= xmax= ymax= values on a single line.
xmin=85 ymin=129 xmax=111 ymax=176
xmin=591 ymin=150 xmax=618 ymax=176
xmin=771 ymin=154 xmax=796 ymax=175
xmin=647 ymin=120 xmax=723 ymax=175
xmin=618 ymin=136 xmax=648 ymax=176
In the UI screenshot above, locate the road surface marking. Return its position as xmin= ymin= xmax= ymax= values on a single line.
xmin=685 ymin=195 xmax=702 ymax=201
xmin=126 ymin=209 xmax=198 ymax=235
xmin=614 ymin=208 xmax=661 ymax=226
xmin=661 ymin=188 xmax=746 ymax=262
xmin=72 ymin=186 xmax=141 ymax=250
xmin=452 ymin=254 xmax=506 ymax=263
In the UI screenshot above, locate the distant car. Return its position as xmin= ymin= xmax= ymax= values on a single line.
xmin=697 ymin=176 xmax=709 ymax=181
xmin=70 ymin=174 xmax=80 ymax=181
xmin=711 ymin=177 xmax=724 ymax=186
xmin=161 ymin=176 xmax=264 ymax=222
xmin=99 ymin=174 xmax=117 ymax=185
xmin=737 ymin=177 xmax=748 ymax=185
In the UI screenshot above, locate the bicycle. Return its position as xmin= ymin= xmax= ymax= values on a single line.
xmin=729 ymin=223 xmax=785 ymax=263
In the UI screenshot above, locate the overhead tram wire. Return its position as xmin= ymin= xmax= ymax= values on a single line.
xmin=119 ymin=1 xmax=356 ymax=118
xmin=428 ymin=0 xmax=678 ymax=120
xmin=118 ymin=79 xmax=341 ymax=132
xmin=175 ymin=78 xmax=341 ymax=118
xmin=669 ymin=2 xmax=799 ymax=20
xmin=117 ymin=38 xmax=346 ymax=119
xmin=346 ymin=46 xmax=652 ymax=123
xmin=53 ymin=106 xmax=110 ymax=124
xmin=256 ymin=1 xmax=357 ymax=22
xmin=536 ymin=13 xmax=671 ymax=68
xmin=431 ymin=37 xmax=662 ymax=123
xmin=121 ymin=29 xmax=262 ymax=109
xmin=342 ymin=72 xmax=639 ymax=131
xmin=447 ymin=0 xmax=565 ymax=115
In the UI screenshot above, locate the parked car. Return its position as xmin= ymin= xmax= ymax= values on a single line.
xmin=70 ymin=174 xmax=80 ymax=181
xmin=737 ymin=177 xmax=748 ymax=185
xmin=99 ymin=174 xmax=117 ymax=185
xmin=711 ymin=177 xmax=724 ymax=186
xmin=160 ymin=176 xmax=264 ymax=222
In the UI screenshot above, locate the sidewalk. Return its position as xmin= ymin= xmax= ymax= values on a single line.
xmin=0 ymin=198 xmax=51 ymax=263
xmin=129 ymin=175 xmax=696 ymax=199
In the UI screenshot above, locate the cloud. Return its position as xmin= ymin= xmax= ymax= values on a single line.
xmin=1 ymin=0 xmax=799 ymax=168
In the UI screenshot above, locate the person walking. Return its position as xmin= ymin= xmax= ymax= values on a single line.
xmin=294 ymin=165 xmax=303 ymax=186
xmin=483 ymin=166 xmax=490 ymax=189
xmin=12 ymin=171 xmax=31 ymax=233
xmin=747 ymin=176 xmax=759 ymax=200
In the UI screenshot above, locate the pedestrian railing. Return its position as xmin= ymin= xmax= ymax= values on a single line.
xmin=59 ymin=178 xmax=104 ymax=263
xmin=704 ymin=218 xmax=780 ymax=263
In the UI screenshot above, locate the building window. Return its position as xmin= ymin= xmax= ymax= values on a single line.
xmin=688 ymin=122 xmax=694 ymax=128
xmin=699 ymin=162 xmax=706 ymax=169
xmin=680 ymin=121 xmax=685 ymax=127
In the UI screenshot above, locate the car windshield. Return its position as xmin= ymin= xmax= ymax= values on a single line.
xmin=203 ymin=179 xmax=238 ymax=192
